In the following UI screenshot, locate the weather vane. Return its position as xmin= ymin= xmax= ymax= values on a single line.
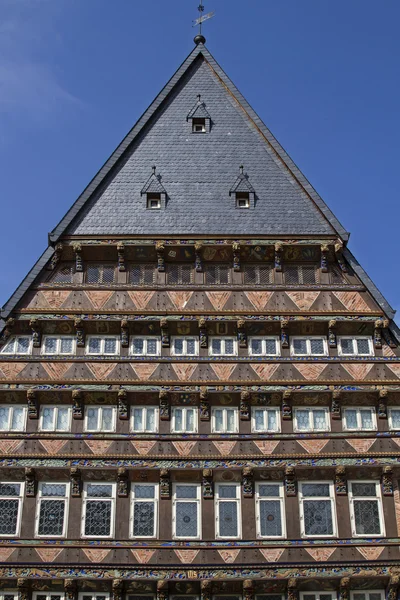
xmin=193 ymin=3 xmax=215 ymax=38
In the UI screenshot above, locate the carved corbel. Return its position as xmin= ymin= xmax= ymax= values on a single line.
xmin=335 ymin=242 xmax=348 ymax=273
xmin=0 ymin=318 xmax=15 ymax=344
xmin=331 ymin=390 xmax=342 ymax=420
xmin=74 ymin=318 xmax=85 ymax=348
xmin=328 ymin=319 xmax=337 ymax=348
xmin=117 ymin=243 xmax=126 ymax=272
xmin=70 ymin=467 xmax=81 ymax=497
xmin=121 ymin=319 xmax=129 ymax=348
xmin=285 ymin=466 xmax=296 ymax=496
xmin=287 ymin=578 xmax=298 ymax=600
xmin=195 ymin=242 xmax=203 ymax=272
xmin=321 ymin=244 xmax=329 ymax=273
xmin=25 ymin=467 xmax=36 ymax=497
xmin=378 ymin=388 xmax=388 ymax=419
xmin=199 ymin=387 xmax=210 ymax=421
xmin=335 ymin=466 xmax=347 ymax=495
xmin=64 ymin=579 xmax=77 ymax=600
xmin=240 ymin=390 xmax=251 ymax=421
xmin=374 ymin=319 xmax=384 ymax=349
xmin=72 ymin=242 xmax=83 ymax=272
xmin=50 ymin=242 xmax=63 ymax=270
xmin=27 ymin=389 xmax=38 ymax=420
xmin=160 ymin=318 xmax=170 ymax=347
xmin=243 ymin=580 xmax=254 ymax=600
xmin=382 ymin=319 xmax=397 ymax=348
xmin=274 ymin=242 xmax=283 ymax=272
xmin=17 ymin=579 xmax=29 ymax=600
xmin=242 ymin=467 xmax=254 ymax=498
xmin=382 ymin=466 xmax=393 ymax=496
xmin=202 ymin=468 xmax=213 ymax=499
xmin=282 ymin=389 xmax=292 ymax=420
xmin=29 ymin=318 xmax=41 ymax=348
xmin=201 ymin=581 xmax=212 ymax=600
xmin=280 ymin=319 xmax=289 ymax=349
xmin=387 ymin=576 xmax=400 ymax=600
xmin=237 ymin=319 xmax=247 ymax=348
xmin=112 ymin=580 xmax=124 ymax=600
xmin=339 ymin=577 xmax=350 ymax=600
xmin=198 ymin=318 xmax=208 ymax=348
xmin=160 ymin=469 xmax=171 ymax=499
xmin=118 ymin=389 xmax=129 ymax=420
xmin=72 ymin=389 xmax=83 ymax=420
xmin=232 ymin=242 xmax=241 ymax=271
xmin=159 ymin=390 xmax=170 ymax=421
xmin=155 ymin=241 xmax=165 ymax=272
xmin=117 ymin=467 xmax=129 ymax=498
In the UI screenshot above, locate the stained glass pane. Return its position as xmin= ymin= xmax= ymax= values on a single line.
xmin=87 ymin=266 xmax=101 ymax=283
xmin=143 ymin=265 xmax=155 ymax=284
xmin=356 ymin=338 xmax=371 ymax=355
xmin=41 ymin=407 xmax=55 ymax=431
xmin=84 ymin=500 xmax=112 ymax=536
xmin=296 ymin=409 xmax=310 ymax=431
xmin=101 ymin=408 xmax=113 ymax=431
xmin=302 ymin=483 xmax=330 ymax=497
xmin=52 ymin=264 xmax=73 ymax=283
xmin=206 ymin=266 xmax=217 ymax=284
xmin=174 ymin=409 xmax=183 ymax=432
xmin=145 ymin=408 xmax=156 ymax=431
xmin=87 ymin=407 xmax=99 ymax=430
xmin=147 ymin=339 xmax=157 ymax=355
xmin=88 ymin=338 xmax=101 ymax=354
xmin=41 ymin=484 xmax=66 ymax=497
xmin=360 ymin=409 xmax=374 ymax=430
xmin=354 ymin=499 xmax=381 ymax=534
xmin=186 ymin=339 xmax=196 ymax=355
xmin=353 ymin=594 xmax=366 ymax=600
xmin=285 ymin=266 xmax=299 ymax=284
xmin=38 ymin=499 xmax=65 ymax=536
xmin=218 ymin=266 xmax=229 ymax=284
xmin=186 ymin=409 xmax=195 ymax=432
xmin=87 ymin=484 xmax=113 ymax=498
xmin=244 ymin=266 xmax=257 ymax=284
xmin=211 ymin=339 xmax=222 ymax=354
xmin=219 ymin=486 xmax=237 ymax=499
xmin=303 ymin=499 xmax=333 ymax=535
xmin=17 ymin=337 xmax=30 ymax=353
xmin=176 ymin=485 xmax=197 ymax=499
xmin=219 ymin=501 xmax=238 ymax=537
xmin=133 ymin=501 xmax=155 ymax=536
xmin=60 ymin=338 xmax=73 ymax=354
xmin=344 ymin=409 xmax=357 ymax=429
xmin=302 ymin=265 xmax=317 ymax=284
xmin=226 ymin=409 xmax=236 ymax=432
xmin=214 ymin=409 xmax=223 ymax=431
xmin=174 ymin=339 xmax=184 ymax=355
xmin=254 ymin=409 xmax=265 ymax=431
xmin=268 ymin=410 xmax=278 ymax=431
xmin=175 ymin=501 xmax=198 ymax=537
xmin=259 ymin=485 xmax=280 ymax=497
xmin=293 ymin=339 xmax=307 ymax=355
xmin=132 ymin=339 xmax=144 ymax=354
xmin=390 ymin=409 xmax=400 ymax=428
xmin=56 ymin=407 xmax=69 ymax=431
xmin=1 ymin=338 xmax=16 ymax=353
xmin=44 ymin=337 xmax=57 ymax=353
xmin=265 ymin=339 xmax=277 ymax=355
xmin=352 ymin=483 xmax=376 ymax=497
xmin=134 ymin=485 xmax=155 ymax=499
xmin=260 ymin=499 xmax=282 ymax=536
xmin=180 ymin=265 xmax=192 ymax=284
xmin=0 ymin=407 xmax=10 ymax=430
xmin=0 ymin=483 xmax=20 ymax=496
xmin=103 ymin=266 xmax=115 ymax=283
xmin=251 ymin=339 xmax=263 ymax=355
xmin=133 ymin=408 xmax=143 ymax=431
xmin=340 ymin=339 xmax=354 ymax=355
xmin=11 ymin=407 xmax=24 ymax=431
xmin=313 ymin=410 xmax=327 ymax=430
xmin=104 ymin=338 xmax=117 ymax=354
xmin=310 ymin=338 xmax=325 ymax=355
xmin=224 ymin=339 xmax=234 ymax=355
xmin=0 ymin=498 xmax=19 ymax=534
xmin=369 ymin=593 xmax=383 ymax=600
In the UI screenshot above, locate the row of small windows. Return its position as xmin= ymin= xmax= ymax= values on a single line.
xmin=3 ymin=404 xmax=400 ymax=433
xmin=1 ymin=335 xmax=375 ymax=357
xmin=0 ymin=594 xmax=387 ymax=600
xmin=51 ymin=263 xmax=347 ymax=285
xmin=0 ymin=479 xmax=385 ymax=539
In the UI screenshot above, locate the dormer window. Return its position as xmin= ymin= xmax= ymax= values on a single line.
xmin=147 ymin=193 xmax=161 ymax=210
xmin=230 ymin=166 xmax=255 ymax=209
xmin=141 ymin=167 xmax=167 ymax=210
xmin=187 ymin=95 xmax=211 ymax=133
xmin=192 ymin=118 xmax=206 ymax=133
xmin=236 ymin=192 xmax=250 ymax=209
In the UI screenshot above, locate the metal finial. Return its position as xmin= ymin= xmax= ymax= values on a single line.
xmin=152 ymin=166 xmax=156 ymax=175
xmin=240 ymin=165 xmax=244 ymax=174
xmin=193 ymin=1 xmax=215 ymax=44
xmin=197 ymin=94 xmax=202 ymax=102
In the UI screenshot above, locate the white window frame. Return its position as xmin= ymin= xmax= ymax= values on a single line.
xmin=0 ymin=482 xmax=24 ymax=537
xmin=208 ymin=336 xmax=237 ymax=356
xmin=342 ymin=406 xmax=377 ymax=431
xmin=35 ymin=482 xmax=70 ymax=538
xmin=41 ymin=335 xmax=75 ymax=355
xmin=248 ymin=336 xmax=280 ymax=357
xmin=251 ymin=407 xmax=281 ymax=433
xmin=236 ymin=192 xmax=250 ymax=209
xmin=338 ymin=336 xmax=374 ymax=357
xmin=299 ymin=594 xmax=337 ymax=600
xmin=255 ymin=595 xmax=285 ymax=600
xmin=78 ymin=595 xmax=110 ymax=600
xmin=293 ymin=407 xmax=330 ymax=432
xmin=298 ymin=481 xmax=337 ymax=538
xmin=348 ymin=480 xmax=385 ymax=538
xmin=172 ymin=483 xmax=202 ymax=540
xmin=255 ymin=482 xmax=285 ymax=539
xmin=211 ymin=407 xmax=239 ymax=433
xmin=290 ymin=336 xmax=328 ymax=357
xmin=171 ymin=336 xmax=199 ymax=356
xmin=215 ymin=483 xmax=241 ymax=540
xmin=0 ymin=336 xmax=32 ymax=355
xmin=388 ymin=407 xmax=400 ymax=430
xmin=171 ymin=406 xmax=198 ymax=433
xmin=130 ymin=336 xmax=161 ymax=356
xmin=130 ymin=406 xmax=159 ymax=433
xmin=39 ymin=405 xmax=72 ymax=432
xmin=33 ymin=594 xmax=66 ymax=600
xmin=84 ymin=405 xmax=116 ymax=432
xmin=81 ymin=482 xmax=116 ymax=539
xmin=130 ymin=483 xmax=158 ymax=539
xmin=85 ymin=335 xmax=119 ymax=356
xmin=0 ymin=592 xmax=18 ymax=600
xmin=0 ymin=405 xmax=27 ymax=432
xmin=349 ymin=592 xmax=385 ymax=600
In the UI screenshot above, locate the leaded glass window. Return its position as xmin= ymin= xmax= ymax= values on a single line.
xmin=0 ymin=406 xmax=26 ymax=432
xmin=205 ymin=264 xmax=230 ymax=285
xmin=249 ymin=337 xmax=279 ymax=356
xmin=209 ymin=337 xmax=237 ymax=356
xmin=171 ymin=407 xmax=198 ymax=433
xmin=1 ymin=336 xmax=31 ymax=355
xmin=330 ymin=264 xmax=347 ymax=284
xmin=79 ymin=594 xmax=110 ymax=600
xmin=171 ymin=337 xmax=198 ymax=356
xmin=299 ymin=482 xmax=336 ymax=537
xmin=252 ymin=407 xmax=280 ymax=433
xmin=84 ymin=406 xmax=115 ymax=432
xmin=350 ymin=592 xmax=384 ymax=600
xmin=42 ymin=336 xmax=75 ymax=355
xmin=291 ymin=337 xmax=327 ymax=356
xmin=284 ymin=264 xmax=318 ymax=285
xmin=349 ymin=481 xmax=384 ymax=536
xmin=129 ymin=264 xmax=155 ymax=285
xmin=343 ymin=407 xmax=376 ymax=431
xmin=36 ymin=483 xmax=69 ymax=537
xmin=130 ymin=337 xmax=160 ymax=356
xmin=0 ymin=483 xmax=23 ymax=536
xmin=293 ymin=407 xmax=330 ymax=432
xmin=33 ymin=594 xmax=66 ymax=600
xmin=299 ymin=594 xmax=337 ymax=600
xmin=256 ymin=596 xmax=284 ymax=600
xmin=39 ymin=406 xmax=71 ymax=432
xmin=131 ymin=406 xmax=158 ymax=433
xmin=215 ymin=484 xmax=240 ymax=539
xmin=243 ymin=264 xmax=273 ymax=285
xmin=389 ymin=407 xmax=400 ymax=430
xmin=82 ymin=483 xmax=115 ymax=538
xmin=338 ymin=337 xmax=373 ymax=356
xmin=167 ymin=264 xmax=193 ymax=285
xmin=86 ymin=264 xmax=115 ymax=284
xmin=50 ymin=263 xmax=74 ymax=284
xmin=131 ymin=484 xmax=158 ymax=538
xmin=173 ymin=484 xmax=201 ymax=539
xmin=86 ymin=336 xmax=119 ymax=355
xmin=256 ymin=483 xmax=285 ymax=538
xmin=212 ymin=407 xmax=238 ymax=433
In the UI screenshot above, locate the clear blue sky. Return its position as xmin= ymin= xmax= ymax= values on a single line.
xmin=1 ymin=0 xmax=399 ymax=322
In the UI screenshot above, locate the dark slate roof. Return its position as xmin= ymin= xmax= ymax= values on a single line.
xmin=230 ymin=169 xmax=255 ymax=195
xmin=187 ymin=95 xmax=211 ymax=120
xmin=141 ymin=169 xmax=167 ymax=195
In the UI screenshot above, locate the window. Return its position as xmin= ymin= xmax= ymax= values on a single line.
xmin=236 ymin=192 xmax=250 ymax=209
xmin=299 ymin=594 xmax=337 ymax=600
xmin=330 ymin=264 xmax=347 ymax=284
xmin=215 ymin=483 xmax=241 ymax=539
xmin=130 ymin=483 xmax=158 ymax=538
xmin=256 ymin=596 xmax=284 ymax=600
xmin=39 ymin=406 xmax=71 ymax=432
xmin=171 ymin=337 xmax=198 ymax=356
xmin=299 ymin=482 xmax=336 ymax=537
xmin=348 ymin=481 xmax=384 ymax=537
xmin=86 ymin=264 xmax=115 ymax=284
xmin=34 ymin=594 xmax=66 ymax=600
xmin=82 ymin=483 xmax=116 ymax=538
xmin=86 ymin=336 xmax=119 ymax=355
xmin=0 ymin=406 xmax=26 ymax=432
xmin=1 ymin=336 xmax=31 ymax=355
xmin=209 ymin=337 xmax=237 ymax=356
xmin=129 ymin=264 xmax=155 ymax=285
xmin=35 ymin=482 xmax=69 ymax=538
xmin=343 ymin=407 xmax=376 ymax=431
xmin=350 ymin=592 xmax=384 ymax=600
xmin=243 ymin=264 xmax=273 ymax=285
xmin=79 ymin=595 xmax=110 ymax=600
xmin=212 ymin=407 xmax=239 ymax=433
xmin=0 ymin=483 xmax=24 ymax=536
xmin=249 ymin=337 xmax=280 ymax=356
xmin=388 ymin=407 xmax=400 ymax=430
xmin=173 ymin=484 xmax=201 ymax=539
xmin=84 ymin=406 xmax=116 ymax=432
xmin=205 ymin=264 xmax=230 ymax=285
xmin=285 ymin=264 xmax=318 ymax=284
xmin=338 ymin=336 xmax=374 ymax=357
xmin=0 ymin=593 xmax=18 ymax=600
xmin=291 ymin=336 xmax=328 ymax=356
xmin=131 ymin=406 xmax=158 ymax=433
xmin=293 ymin=407 xmax=330 ymax=432
xmin=147 ymin=193 xmax=161 ymax=209
xmin=251 ymin=407 xmax=280 ymax=432
xmin=130 ymin=337 xmax=160 ymax=356
xmin=192 ymin=117 xmax=206 ymax=133
xmin=50 ymin=263 xmax=74 ymax=284
xmin=167 ymin=263 xmax=193 ymax=285
xmin=171 ymin=407 xmax=198 ymax=433
xmin=256 ymin=482 xmax=285 ymax=538
xmin=41 ymin=336 xmax=75 ymax=355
